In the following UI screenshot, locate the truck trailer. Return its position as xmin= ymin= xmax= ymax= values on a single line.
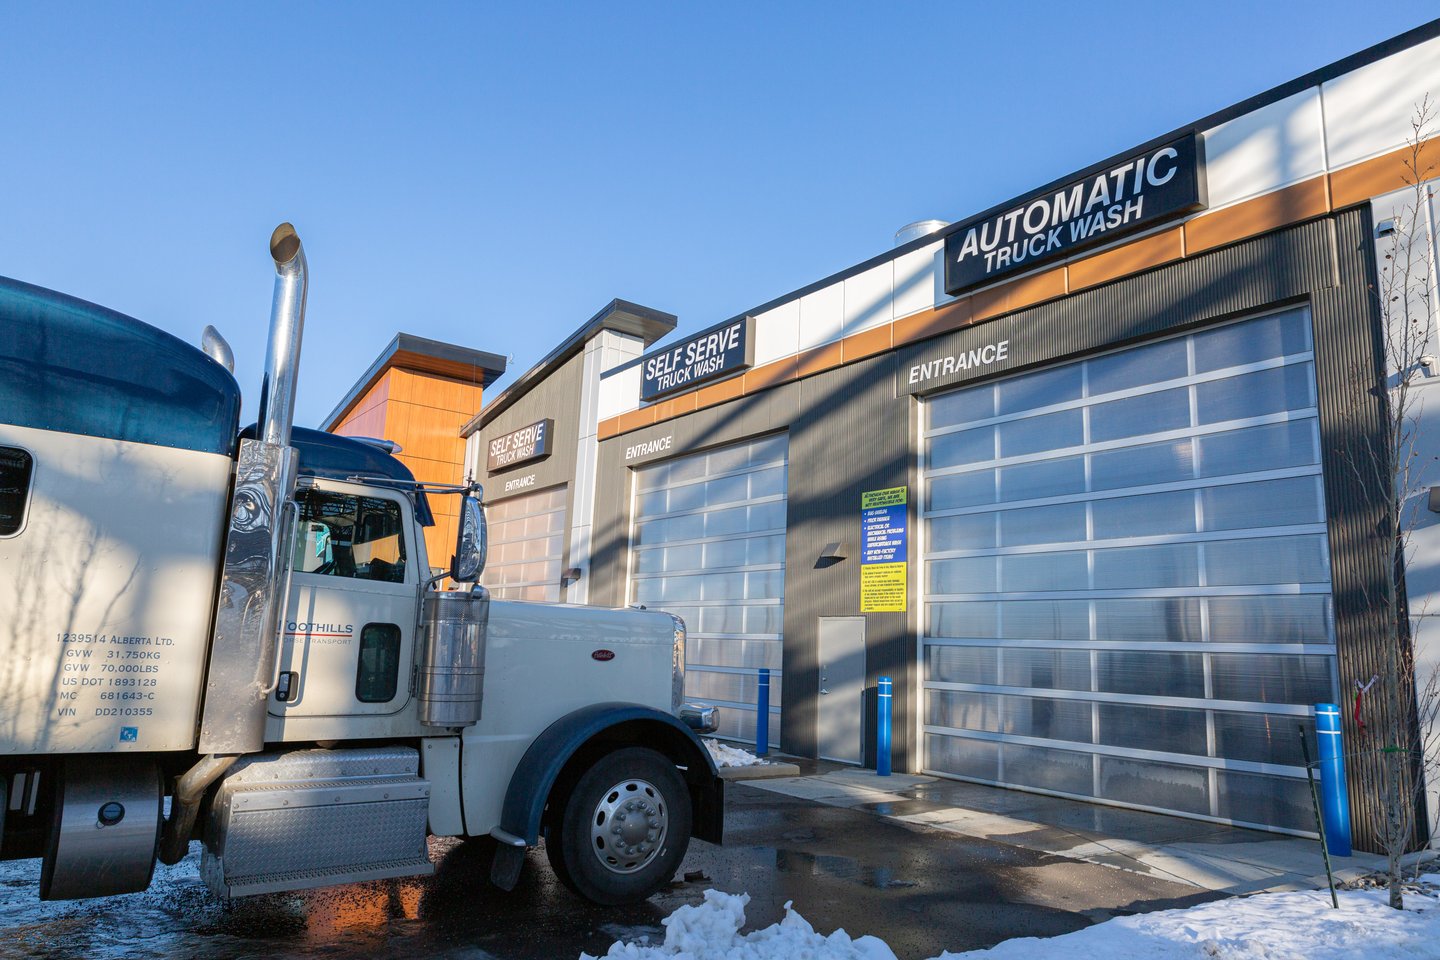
xmin=0 ymin=224 xmax=723 ymax=905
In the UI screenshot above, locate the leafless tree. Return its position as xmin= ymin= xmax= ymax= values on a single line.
xmin=1342 ymin=95 xmax=1436 ymax=910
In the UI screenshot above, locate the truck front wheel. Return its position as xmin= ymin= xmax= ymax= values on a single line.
xmin=545 ymin=747 xmax=692 ymax=905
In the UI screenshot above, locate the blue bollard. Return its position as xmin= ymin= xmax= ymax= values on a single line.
xmin=1314 ymin=703 xmax=1352 ymax=857
xmin=755 ymin=668 xmax=770 ymax=756
xmin=877 ymin=676 xmax=892 ymax=777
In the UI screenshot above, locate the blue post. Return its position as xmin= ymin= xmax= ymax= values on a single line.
xmin=877 ymin=676 xmax=892 ymax=777
xmin=1314 ymin=703 xmax=1352 ymax=857
xmin=755 ymin=668 xmax=770 ymax=756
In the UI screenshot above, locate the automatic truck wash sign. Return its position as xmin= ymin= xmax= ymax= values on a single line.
xmin=640 ymin=317 xmax=754 ymax=402
xmin=943 ymin=134 xmax=1206 ymax=296
xmin=487 ymin=418 xmax=554 ymax=472
xmin=860 ymin=487 xmax=907 ymax=613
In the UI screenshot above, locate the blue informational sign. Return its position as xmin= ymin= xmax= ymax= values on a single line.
xmin=861 ymin=503 xmax=908 ymax=564
xmin=860 ymin=487 xmax=908 ymax=612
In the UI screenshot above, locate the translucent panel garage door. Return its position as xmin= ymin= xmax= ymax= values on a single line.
xmin=921 ymin=307 xmax=1337 ymax=833
xmin=482 ymin=484 xmax=566 ymax=602
xmin=630 ymin=435 xmax=787 ymax=744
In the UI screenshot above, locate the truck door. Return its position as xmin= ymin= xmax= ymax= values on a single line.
xmin=269 ymin=480 xmax=419 ymax=718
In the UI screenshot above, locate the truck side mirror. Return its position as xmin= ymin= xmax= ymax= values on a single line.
xmin=450 ymin=495 xmax=487 ymax=583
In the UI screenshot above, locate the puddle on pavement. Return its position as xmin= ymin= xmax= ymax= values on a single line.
xmin=772 ymin=848 xmax=917 ymax=889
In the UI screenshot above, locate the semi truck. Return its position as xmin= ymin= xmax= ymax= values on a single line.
xmin=0 ymin=224 xmax=724 ymax=905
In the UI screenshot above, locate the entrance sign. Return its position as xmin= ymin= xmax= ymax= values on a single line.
xmin=860 ymin=487 xmax=907 ymax=613
xmin=944 ymin=135 xmax=1206 ymax=295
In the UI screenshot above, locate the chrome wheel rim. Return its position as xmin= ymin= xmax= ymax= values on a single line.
xmin=589 ymin=777 xmax=668 ymax=875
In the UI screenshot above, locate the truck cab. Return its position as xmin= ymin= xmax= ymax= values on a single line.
xmin=0 ymin=224 xmax=723 ymax=907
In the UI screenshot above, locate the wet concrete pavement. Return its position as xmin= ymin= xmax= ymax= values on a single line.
xmin=0 ymin=784 xmax=1218 ymax=960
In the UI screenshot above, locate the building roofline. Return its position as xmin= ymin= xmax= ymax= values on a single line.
xmin=459 ymin=298 xmax=676 ymax=437
xmin=609 ymin=16 xmax=1440 ymax=375
xmin=321 ymin=332 xmax=507 ymax=431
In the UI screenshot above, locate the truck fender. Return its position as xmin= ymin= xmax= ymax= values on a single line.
xmin=489 ymin=702 xmax=724 ymax=890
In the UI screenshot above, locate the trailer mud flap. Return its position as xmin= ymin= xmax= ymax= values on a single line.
xmin=490 ymin=843 xmax=526 ymax=891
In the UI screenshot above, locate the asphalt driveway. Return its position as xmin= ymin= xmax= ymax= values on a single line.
xmin=0 ymin=783 xmax=1218 ymax=960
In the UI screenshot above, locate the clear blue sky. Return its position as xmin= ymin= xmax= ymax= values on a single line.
xmin=2 ymin=3 xmax=1433 ymax=427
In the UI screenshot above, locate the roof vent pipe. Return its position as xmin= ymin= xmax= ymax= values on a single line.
xmin=256 ymin=222 xmax=308 ymax=449
xmin=894 ymin=220 xmax=948 ymax=247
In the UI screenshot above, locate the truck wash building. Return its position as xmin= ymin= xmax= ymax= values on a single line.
xmin=436 ymin=23 xmax=1440 ymax=848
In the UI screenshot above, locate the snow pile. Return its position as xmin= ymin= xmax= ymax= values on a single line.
xmin=703 ymin=739 xmax=767 ymax=768
xmin=584 ymin=880 xmax=1440 ymax=960
xmin=582 ymin=890 xmax=896 ymax=959
xmin=934 ymin=878 xmax=1440 ymax=959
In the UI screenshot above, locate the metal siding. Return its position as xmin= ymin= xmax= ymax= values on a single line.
xmin=478 ymin=351 xmax=583 ymax=499
xmin=1311 ymin=208 xmax=1426 ymax=850
xmin=585 ymin=214 xmax=1407 ymax=836
xmin=476 ymin=351 xmax=584 ymax=584
xmin=786 ymin=355 xmax=913 ymax=766
xmin=898 ymin=225 xmax=1335 ymax=398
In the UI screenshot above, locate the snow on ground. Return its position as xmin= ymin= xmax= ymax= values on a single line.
xmin=702 ymin=739 xmax=767 ymax=768
xmin=583 ymin=879 xmax=1440 ymax=960
xmin=582 ymin=890 xmax=893 ymax=960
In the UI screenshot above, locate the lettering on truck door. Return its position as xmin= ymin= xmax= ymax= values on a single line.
xmin=269 ymin=481 xmax=419 ymax=719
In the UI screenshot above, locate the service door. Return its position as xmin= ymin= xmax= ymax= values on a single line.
xmin=818 ymin=617 xmax=866 ymax=764
xmin=270 ymin=480 xmax=419 ymax=718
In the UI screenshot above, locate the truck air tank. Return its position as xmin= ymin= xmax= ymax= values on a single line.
xmin=417 ymin=588 xmax=489 ymax=727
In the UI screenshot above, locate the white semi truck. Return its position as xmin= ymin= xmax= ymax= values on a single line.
xmin=0 ymin=224 xmax=724 ymax=905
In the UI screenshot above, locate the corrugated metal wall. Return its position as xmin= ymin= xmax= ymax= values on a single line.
xmin=477 ymin=351 xmax=583 ymax=501
xmin=1311 ymin=208 xmax=1425 ymax=849
xmin=587 ymin=211 xmax=1409 ymax=849
xmin=589 ymin=357 xmax=918 ymax=767
xmin=785 ymin=356 xmax=914 ymax=767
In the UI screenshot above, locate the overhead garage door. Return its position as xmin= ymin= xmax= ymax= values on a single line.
xmin=482 ymin=484 xmax=567 ymax=602
xmin=921 ymin=306 xmax=1337 ymax=833
xmin=629 ymin=435 xmax=788 ymax=744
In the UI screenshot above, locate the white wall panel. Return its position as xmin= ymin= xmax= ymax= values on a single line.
xmin=576 ymin=338 xmax=602 ymax=441
xmin=599 ymin=330 xmax=644 ymax=375
xmin=798 ymin=282 xmax=844 ymax=352
xmin=1324 ymin=35 xmax=1440 ymax=168
xmin=1202 ymin=89 xmax=1327 ymax=209
xmin=894 ymin=240 xmax=947 ymax=319
xmin=753 ymin=299 xmax=800 ymax=366
xmin=843 ymin=262 xmax=894 ymax=335
xmin=464 ymin=432 xmax=479 ymax=483
xmin=598 ymin=365 xmax=641 ymax=420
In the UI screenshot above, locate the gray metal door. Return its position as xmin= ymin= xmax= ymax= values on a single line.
xmin=818 ymin=617 xmax=866 ymax=764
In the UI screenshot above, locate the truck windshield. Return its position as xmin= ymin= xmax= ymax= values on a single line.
xmin=292 ymin=489 xmax=406 ymax=584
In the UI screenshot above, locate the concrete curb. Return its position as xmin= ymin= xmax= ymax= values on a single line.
xmin=719 ymin=762 xmax=802 ymax=780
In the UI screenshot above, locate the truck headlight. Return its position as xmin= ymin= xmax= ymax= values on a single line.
xmin=667 ymin=613 xmax=686 ymax=713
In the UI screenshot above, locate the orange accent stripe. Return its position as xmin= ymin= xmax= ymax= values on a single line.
xmin=598 ymin=140 xmax=1433 ymax=441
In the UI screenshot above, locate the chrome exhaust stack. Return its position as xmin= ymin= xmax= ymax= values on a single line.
xmin=197 ymin=223 xmax=308 ymax=756
xmin=256 ymin=223 xmax=307 ymax=448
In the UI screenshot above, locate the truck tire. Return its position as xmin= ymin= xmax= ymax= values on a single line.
xmin=545 ymin=747 xmax=692 ymax=905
